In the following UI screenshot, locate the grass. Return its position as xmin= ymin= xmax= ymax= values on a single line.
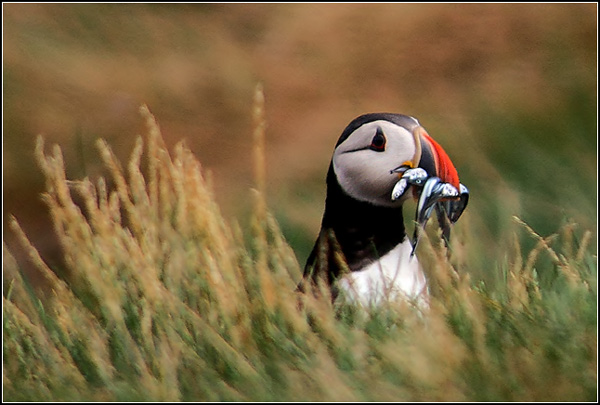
xmin=3 ymin=87 xmax=597 ymax=401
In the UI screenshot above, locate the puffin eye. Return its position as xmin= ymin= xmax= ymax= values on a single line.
xmin=370 ymin=128 xmax=386 ymax=152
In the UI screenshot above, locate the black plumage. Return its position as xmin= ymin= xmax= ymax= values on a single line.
xmin=298 ymin=113 xmax=468 ymax=304
xmin=299 ymin=113 xmax=418 ymax=297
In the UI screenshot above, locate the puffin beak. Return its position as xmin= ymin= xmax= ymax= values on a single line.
xmin=409 ymin=127 xmax=469 ymax=255
xmin=388 ymin=125 xmax=469 ymax=255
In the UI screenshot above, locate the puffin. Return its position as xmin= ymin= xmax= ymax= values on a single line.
xmin=299 ymin=113 xmax=468 ymax=307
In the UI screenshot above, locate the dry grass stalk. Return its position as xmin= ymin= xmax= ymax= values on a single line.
xmin=3 ymin=96 xmax=596 ymax=401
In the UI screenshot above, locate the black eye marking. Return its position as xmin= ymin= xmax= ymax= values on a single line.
xmin=369 ymin=127 xmax=386 ymax=152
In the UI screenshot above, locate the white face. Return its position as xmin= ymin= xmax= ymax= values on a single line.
xmin=333 ymin=120 xmax=418 ymax=207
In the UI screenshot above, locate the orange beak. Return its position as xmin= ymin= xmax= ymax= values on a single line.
xmin=416 ymin=127 xmax=460 ymax=190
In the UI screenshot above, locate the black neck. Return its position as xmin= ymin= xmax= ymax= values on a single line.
xmin=321 ymin=164 xmax=406 ymax=272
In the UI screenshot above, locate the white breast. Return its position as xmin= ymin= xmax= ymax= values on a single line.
xmin=337 ymin=239 xmax=429 ymax=308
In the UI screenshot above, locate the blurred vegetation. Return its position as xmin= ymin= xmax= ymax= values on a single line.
xmin=3 ymin=3 xmax=597 ymax=273
xmin=3 ymin=104 xmax=597 ymax=401
xmin=2 ymin=4 xmax=597 ymax=400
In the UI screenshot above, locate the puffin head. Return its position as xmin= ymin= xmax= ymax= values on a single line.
xmin=332 ymin=113 xmax=460 ymax=208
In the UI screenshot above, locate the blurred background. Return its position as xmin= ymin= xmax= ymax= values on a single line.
xmin=3 ymin=3 xmax=597 ymax=283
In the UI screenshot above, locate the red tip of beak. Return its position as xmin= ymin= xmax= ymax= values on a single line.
xmin=421 ymin=131 xmax=460 ymax=190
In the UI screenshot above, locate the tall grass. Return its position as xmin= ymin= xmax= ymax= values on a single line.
xmin=3 ymin=90 xmax=597 ymax=401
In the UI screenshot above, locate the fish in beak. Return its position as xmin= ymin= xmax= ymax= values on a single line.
xmin=390 ymin=126 xmax=469 ymax=255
